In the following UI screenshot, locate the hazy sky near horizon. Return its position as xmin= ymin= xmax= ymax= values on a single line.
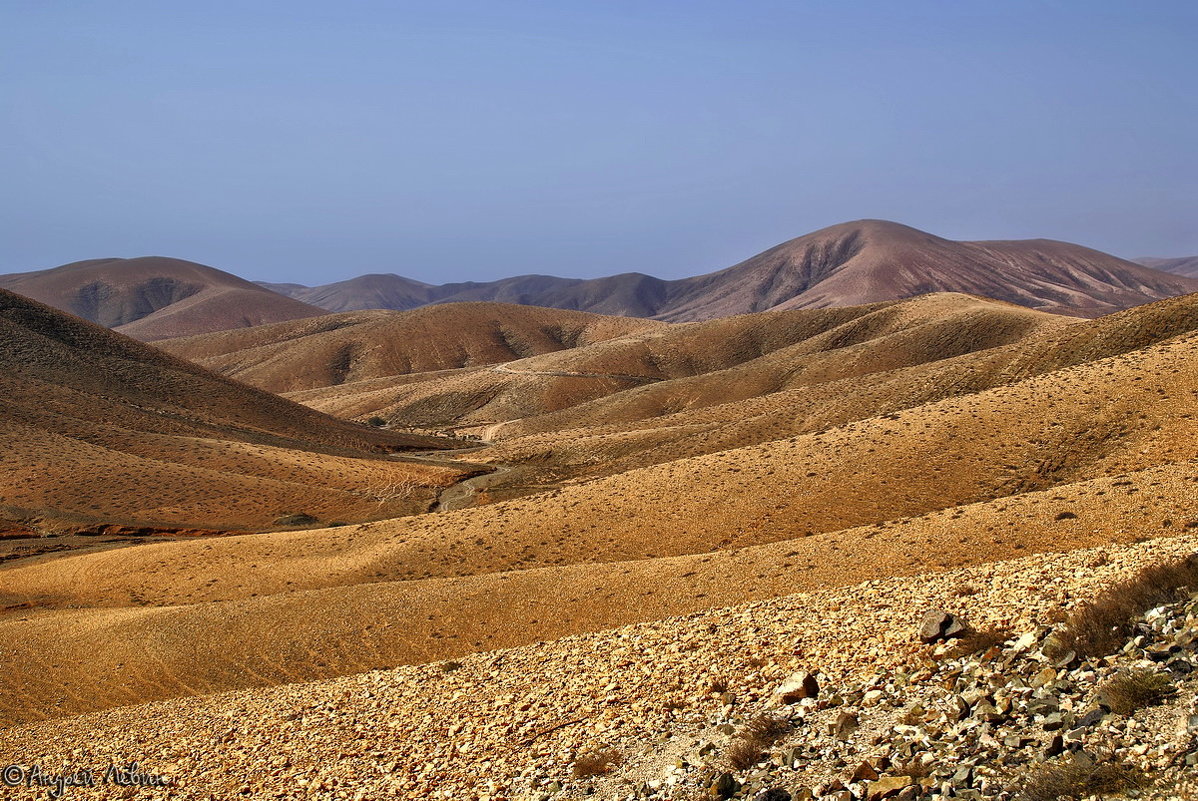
xmin=2 ymin=1 xmax=1195 ymax=284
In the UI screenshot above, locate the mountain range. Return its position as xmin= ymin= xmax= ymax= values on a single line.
xmin=263 ymin=220 xmax=1198 ymax=321
xmin=3 ymin=218 xmax=1198 ymax=799
xmin=4 ymin=221 xmax=1196 ymax=340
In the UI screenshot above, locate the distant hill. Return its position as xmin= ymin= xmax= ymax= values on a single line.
xmin=258 ymin=273 xmax=436 ymax=313
xmin=0 ymin=257 xmax=325 ymax=340
xmin=157 ymin=302 xmax=665 ymax=394
xmin=1136 ymin=255 xmax=1198 ymax=279
xmin=0 ymin=288 xmax=467 ymax=531
xmin=260 ymin=272 xmax=670 ymax=316
xmin=265 ymin=220 xmax=1198 ymax=319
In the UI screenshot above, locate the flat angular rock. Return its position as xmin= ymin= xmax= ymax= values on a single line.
xmin=831 ymin=710 xmax=859 ymax=740
xmin=864 ymin=775 xmax=914 ymax=801
xmin=918 ymin=609 xmax=967 ymax=643
xmin=775 ymin=671 xmax=819 ymax=703
xmin=710 ymin=772 xmax=740 ymax=799
xmin=851 ymin=760 xmax=880 ymax=782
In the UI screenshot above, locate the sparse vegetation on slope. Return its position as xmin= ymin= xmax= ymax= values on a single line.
xmin=0 ymin=288 xmax=470 ymax=531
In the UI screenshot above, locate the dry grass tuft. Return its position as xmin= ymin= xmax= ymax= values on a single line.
xmin=1017 ymin=760 xmax=1143 ymax=801
xmin=572 ymin=749 xmax=623 ymax=778
xmin=1056 ymin=554 xmax=1198 ymax=658
xmin=727 ymin=738 xmax=764 ymax=771
xmin=727 ymin=713 xmax=790 ymax=770
xmin=1099 ymin=668 xmax=1175 ymax=715
xmin=741 ymin=714 xmax=789 ymax=744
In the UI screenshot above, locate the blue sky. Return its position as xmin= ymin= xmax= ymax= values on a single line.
xmin=1 ymin=1 xmax=1194 ymax=283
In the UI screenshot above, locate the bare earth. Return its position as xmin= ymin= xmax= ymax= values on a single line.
xmin=0 ymin=283 xmax=1196 ymax=800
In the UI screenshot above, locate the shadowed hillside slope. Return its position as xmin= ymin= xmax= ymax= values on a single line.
xmin=272 ymin=293 xmax=1072 ymax=429
xmin=11 ymin=326 xmax=1194 ymax=608
xmin=156 ymin=302 xmax=666 ymax=394
xmin=0 ymin=288 xmax=468 ymax=531
xmin=478 ymin=291 xmax=1198 ymax=479
xmin=0 ymin=256 xmax=326 ymax=339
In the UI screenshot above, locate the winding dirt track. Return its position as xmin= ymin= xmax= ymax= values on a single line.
xmin=489 ymin=364 xmax=661 ymax=383
xmin=433 ymin=463 xmax=518 ymax=511
xmin=390 ymin=445 xmax=518 ymax=512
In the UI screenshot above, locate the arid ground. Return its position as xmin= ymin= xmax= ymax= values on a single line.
xmin=0 ymin=247 xmax=1195 ymax=799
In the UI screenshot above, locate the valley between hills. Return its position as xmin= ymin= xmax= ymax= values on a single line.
xmin=0 ymin=220 xmax=1196 ymax=800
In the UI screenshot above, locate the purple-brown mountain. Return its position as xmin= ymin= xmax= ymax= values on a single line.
xmin=6 ymin=222 xmax=1195 ymax=340
xmin=1135 ymin=256 xmax=1198 ymax=279
xmin=0 ymin=257 xmax=324 ymax=340
xmin=265 ymin=221 xmax=1198 ymax=320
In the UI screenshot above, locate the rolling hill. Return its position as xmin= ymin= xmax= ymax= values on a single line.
xmin=2 ymin=290 xmax=1196 ymax=727
xmin=258 ymin=273 xmax=436 ymax=312
xmin=0 ymin=287 xmax=469 ymax=533
xmin=156 ymin=302 xmax=666 ymax=394
xmin=1137 ymin=255 xmax=1198 ymax=279
xmin=266 ymin=220 xmax=1198 ymax=319
xmin=179 ymin=293 xmax=1074 ymax=436
xmin=0 ymin=256 xmax=326 ymax=339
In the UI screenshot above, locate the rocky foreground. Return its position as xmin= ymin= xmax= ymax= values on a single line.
xmin=2 ymin=534 xmax=1197 ymax=800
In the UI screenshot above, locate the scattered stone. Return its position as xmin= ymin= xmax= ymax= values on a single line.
xmin=1043 ymin=733 xmax=1066 ymax=757
xmin=7 ymin=539 xmax=1198 ymax=801
xmin=850 ymin=760 xmax=880 ymax=782
xmin=864 ymin=774 xmax=914 ymax=801
xmin=753 ymin=789 xmax=791 ymax=801
xmin=918 ymin=609 xmax=967 ymax=643
xmin=776 ymin=672 xmax=820 ymax=704
xmin=709 ymin=771 xmax=740 ymax=799
xmin=831 ymin=710 xmax=859 ymax=740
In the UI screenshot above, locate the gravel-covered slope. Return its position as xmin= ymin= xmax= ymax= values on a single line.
xmin=3 ymin=535 xmax=1196 ymax=800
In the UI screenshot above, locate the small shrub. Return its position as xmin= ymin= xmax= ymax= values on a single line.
xmin=727 ymin=738 xmax=764 ymax=770
xmin=1017 ymin=760 xmax=1142 ymax=801
xmin=273 ymin=512 xmax=320 ymax=527
xmin=572 ymin=749 xmax=623 ymax=778
xmin=727 ymin=714 xmax=789 ymax=770
xmin=1056 ymin=554 xmax=1198 ymax=658
xmin=1099 ymin=668 xmax=1175 ymax=715
xmin=741 ymin=714 xmax=788 ymax=746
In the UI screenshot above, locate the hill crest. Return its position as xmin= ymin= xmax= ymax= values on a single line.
xmin=0 ymin=256 xmax=326 ymax=339
xmin=266 ymin=220 xmax=1198 ymax=320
